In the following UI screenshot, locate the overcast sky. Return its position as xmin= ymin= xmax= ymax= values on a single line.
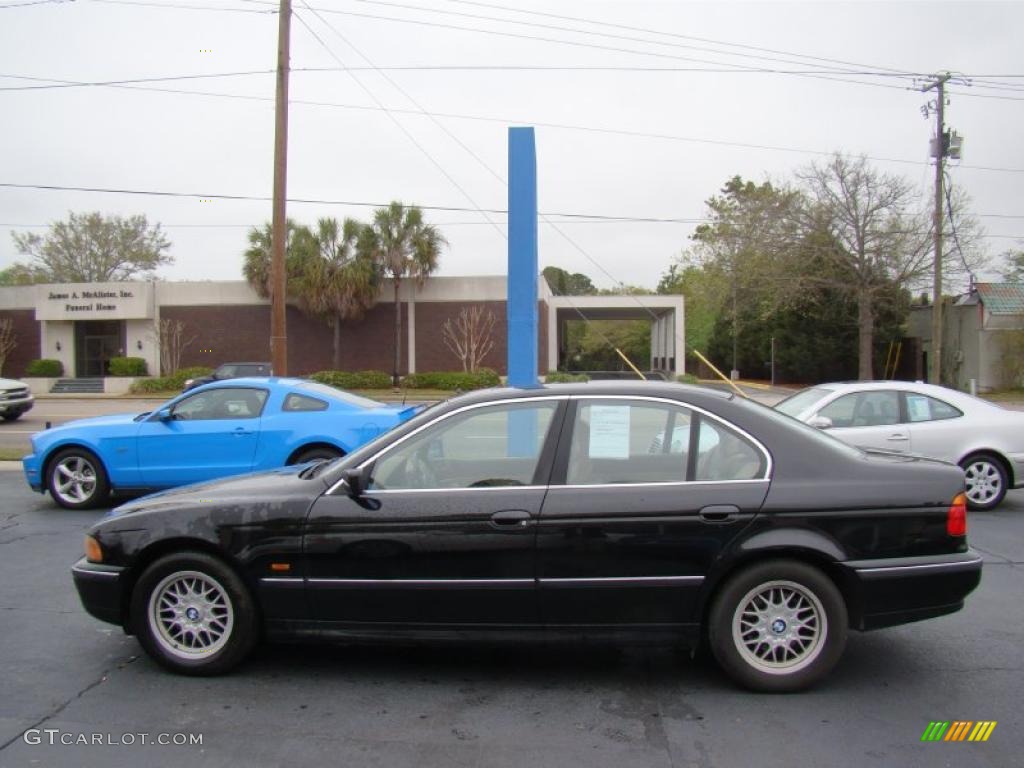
xmin=1 ymin=0 xmax=1021 ymax=291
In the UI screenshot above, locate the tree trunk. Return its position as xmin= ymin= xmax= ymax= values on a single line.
xmin=332 ymin=317 xmax=341 ymax=370
xmin=857 ymin=289 xmax=874 ymax=380
xmin=393 ymin=279 xmax=402 ymax=387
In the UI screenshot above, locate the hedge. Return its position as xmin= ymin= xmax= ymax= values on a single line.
xmin=309 ymin=370 xmax=392 ymax=390
xmin=545 ymin=371 xmax=589 ymax=383
xmin=26 ymin=359 xmax=64 ymax=377
xmin=677 ymin=373 xmax=699 ymax=385
xmin=129 ymin=366 xmax=213 ymax=394
xmin=108 ymin=356 xmax=148 ymax=376
xmin=402 ymin=368 xmax=500 ymax=391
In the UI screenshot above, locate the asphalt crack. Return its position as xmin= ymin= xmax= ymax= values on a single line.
xmin=0 ymin=654 xmax=140 ymax=753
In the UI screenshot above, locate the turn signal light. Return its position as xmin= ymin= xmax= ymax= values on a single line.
xmin=947 ymin=493 xmax=967 ymax=537
xmin=84 ymin=535 xmax=103 ymax=563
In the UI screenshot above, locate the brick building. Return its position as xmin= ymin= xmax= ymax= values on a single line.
xmin=0 ymin=276 xmax=683 ymax=381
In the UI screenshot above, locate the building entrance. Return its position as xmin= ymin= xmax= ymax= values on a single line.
xmin=75 ymin=320 xmax=124 ymax=377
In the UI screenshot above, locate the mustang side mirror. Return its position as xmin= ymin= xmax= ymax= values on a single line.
xmin=342 ymin=466 xmax=371 ymax=497
xmin=808 ymin=415 xmax=833 ymax=430
xmin=157 ymin=407 xmax=173 ymax=422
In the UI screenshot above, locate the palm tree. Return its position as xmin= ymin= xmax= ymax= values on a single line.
xmin=359 ymin=202 xmax=447 ymax=386
xmin=293 ymin=218 xmax=380 ymax=368
xmin=242 ymin=219 xmax=305 ymax=299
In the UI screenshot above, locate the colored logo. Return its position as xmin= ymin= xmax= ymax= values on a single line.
xmin=921 ymin=721 xmax=997 ymax=742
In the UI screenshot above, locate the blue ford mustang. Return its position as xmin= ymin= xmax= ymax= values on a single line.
xmin=23 ymin=377 xmax=423 ymax=509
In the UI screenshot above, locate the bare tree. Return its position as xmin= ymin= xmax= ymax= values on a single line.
xmin=152 ymin=318 xmax=196 ymax=375
xmin=0 ymin=319 xmax=16 ymax=376
xmin=797 ymin=154 xmax=932 ymax=380
xmin=443 ymin=306 xmax=496 ymax=372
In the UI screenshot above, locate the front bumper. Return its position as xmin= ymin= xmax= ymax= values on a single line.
xmin=22 ymin=454 xmax=43 ymax=492
xmin=0 ymin=394 xmax=33 ymax=415
xmin=841 ymin=550 xmax=982 ymax=630
xmin=71 ymin=558 xmax=127 ymax=627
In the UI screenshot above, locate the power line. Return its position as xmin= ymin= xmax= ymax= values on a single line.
xmin=0 ymin=0 xmax=71 ymax=8
xmin=8 ymin=71 xmax=1024 ymax=174
xmin=86 ymin=0 xmax=273 ymax=11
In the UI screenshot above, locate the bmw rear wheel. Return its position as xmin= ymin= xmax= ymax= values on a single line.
xmin=132 ymin=551 xmax=258 ymax=675
xmin=960 ymin=453 xmax=1007 ymax=511
xmin=709 ymin=560 xmax=847 ymax=692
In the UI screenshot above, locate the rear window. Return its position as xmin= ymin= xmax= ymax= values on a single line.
xmin=774 ymin=387 xmax=834 ymax=418
xmin=283 ymin=393 xmax=329 ymax=412
xmin=299 ymin=381 xmax=384 ymax=410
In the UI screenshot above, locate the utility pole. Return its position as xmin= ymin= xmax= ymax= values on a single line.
xmin=269 ymin=0 xmax=292 ymax=375
xmin=920 ymin=73 xmax=950 ymax=385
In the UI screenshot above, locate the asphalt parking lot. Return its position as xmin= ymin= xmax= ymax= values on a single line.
xmin=0 ymin=467 xmax=1021 ymax=768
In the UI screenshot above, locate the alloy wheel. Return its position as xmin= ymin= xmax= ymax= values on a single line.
xmin=731 ymin=579 xmax=827 ymax=675
xmin=963 ymin=459 xmax=1002 ymax=507
xmin=52 ymin=455 xmax=98 ymax=505
xmin=148 ymin=570 xmax=235 ymax=661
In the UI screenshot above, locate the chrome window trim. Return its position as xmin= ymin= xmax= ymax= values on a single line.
xmin=568 ymin=394 xmax=773 ymax=481
xmin=326 ymin=395 xmax=569 ymax=495
xmin=325 ymin=391 xmax=773 ymax=495
xmin=554 ymin=479 xmax=770 ymax=491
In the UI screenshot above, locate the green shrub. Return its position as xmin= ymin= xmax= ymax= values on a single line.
xmin=108 ymin=356 xmax=148 ymax=376
xmin=402 ymin=368 xmax=501 ymax=391
xmin=545 ymin=371 xmax=589 ymax=383
xmin=26 ymin=359 xmax=63 ymax=377
xmin=309 ymin=370 xmax=392 ymax=389
xmin=677 ymin=373 xmax=699 ymax=385
xmin=128 ymin=366 xmax=213 ymax=394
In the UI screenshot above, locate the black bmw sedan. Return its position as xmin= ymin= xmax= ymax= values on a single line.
xmin=72 ymin=382 xmax=982 ymax=691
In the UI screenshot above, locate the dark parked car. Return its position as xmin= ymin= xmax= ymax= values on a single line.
xmin=72 ymin=382 xmax=981 ymax=691
xmin=183 ymin=362 xmax=272 ymax=391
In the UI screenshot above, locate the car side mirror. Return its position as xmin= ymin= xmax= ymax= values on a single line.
xmin=808 ymin=415 xmax=833 ymax=430
xmin=342 ymin=466 xmax=371 ymax=497
xmin=157 ymin=407 xmax=173 ymax=422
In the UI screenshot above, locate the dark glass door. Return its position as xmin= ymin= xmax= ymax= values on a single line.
xmin=75 ymin=321 xmax=123 ymax=377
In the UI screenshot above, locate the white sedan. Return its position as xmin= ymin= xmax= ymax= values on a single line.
xmin=774 ymin=381 xmax=1024 ymax=511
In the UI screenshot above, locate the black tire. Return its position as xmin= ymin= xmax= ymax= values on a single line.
xmin=2 ymin=411 xmax=22 ymax=422
xmin=959 ymin=453 xmax=1008 ymax=511
xmin=289 ymin=446 xmax=343 ymax=465
xmin=131 ymin=551 xmax=258 ymax=676
xmin=708 ymin=560 xmax=847 ymax=692
xmin=46 ymin=447 xmax=110 ymax=510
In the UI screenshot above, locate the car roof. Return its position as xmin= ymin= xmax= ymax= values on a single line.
xmin=801 ymin=380 xmax=997 ymax=411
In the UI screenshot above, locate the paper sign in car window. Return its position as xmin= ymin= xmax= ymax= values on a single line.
xmin=907 ymin=395 xmax=930 ymax=422
xmin=589 ymin=405 xmax=631 ymax=458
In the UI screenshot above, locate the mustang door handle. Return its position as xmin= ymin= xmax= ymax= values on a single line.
xmin=232 ymin=427 xmax=255 ymax=435
xmin=490 ymin=510 xmax=534 ymax=527
xmin=699 ymin=505 xmax=740 ymax=522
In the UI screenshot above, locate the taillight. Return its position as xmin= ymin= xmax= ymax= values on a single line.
xmin=947 ymin=493 xmax=967 ymax=537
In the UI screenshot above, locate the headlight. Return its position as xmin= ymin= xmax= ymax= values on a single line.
xmin=184 ymin=379 xmax=194 ymax=388
xmin=84 ymin=535 xmax=103 ymax=563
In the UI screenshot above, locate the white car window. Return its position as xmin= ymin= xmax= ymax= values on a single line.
xmin=819 ymin=391 xmax=900 ymax=428
xmin=906 ymin=394 xmax=963 ymax=423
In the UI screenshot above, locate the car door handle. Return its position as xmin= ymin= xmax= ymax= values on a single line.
xmin=233 ymin=427 xmax=254 ymax=436
xmin=886 ymin=433 xmax=909 ymax=441
xmin=490 ymin=510 xmax=534 ymax=527
xmin=699 ymin=505 xmax=739 ymax=523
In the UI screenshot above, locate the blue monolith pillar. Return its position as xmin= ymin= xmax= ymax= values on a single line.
xmin=507 ymin=126 xmax=539 ymax=389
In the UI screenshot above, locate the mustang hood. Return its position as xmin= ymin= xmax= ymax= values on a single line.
xmin=44 ymin=412 xmax=144 ymax=433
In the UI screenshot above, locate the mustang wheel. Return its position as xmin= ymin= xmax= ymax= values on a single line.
xmin=959 ymin=453 xmax=1007 ymax=511
xmin=46 ymin=448 xmax=110 ymax=509
xmin=132 ymin=552 xmax=258 ymax=675
xmin=709 ymin=560 xmax=847 ymax=692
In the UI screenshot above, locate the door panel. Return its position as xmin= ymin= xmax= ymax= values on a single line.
xmin=304 ymin=489 xmax=544 ymax=624
xmin=818 ymin=390 xmax=909 ymax=452
xmin=537 ymin=398 xmax=769 ymax=626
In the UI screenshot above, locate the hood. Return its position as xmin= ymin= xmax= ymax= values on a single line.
xmin=104 ymin=463 xmax=322 ymax=520
xmin=43 ymin=412 xmax=146 ymax=433
xmin=0 ymin=378 xmax=28 ymax=390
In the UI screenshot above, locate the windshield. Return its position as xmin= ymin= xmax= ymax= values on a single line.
xmin=774 ymin=386 xmax=834 ymax=418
